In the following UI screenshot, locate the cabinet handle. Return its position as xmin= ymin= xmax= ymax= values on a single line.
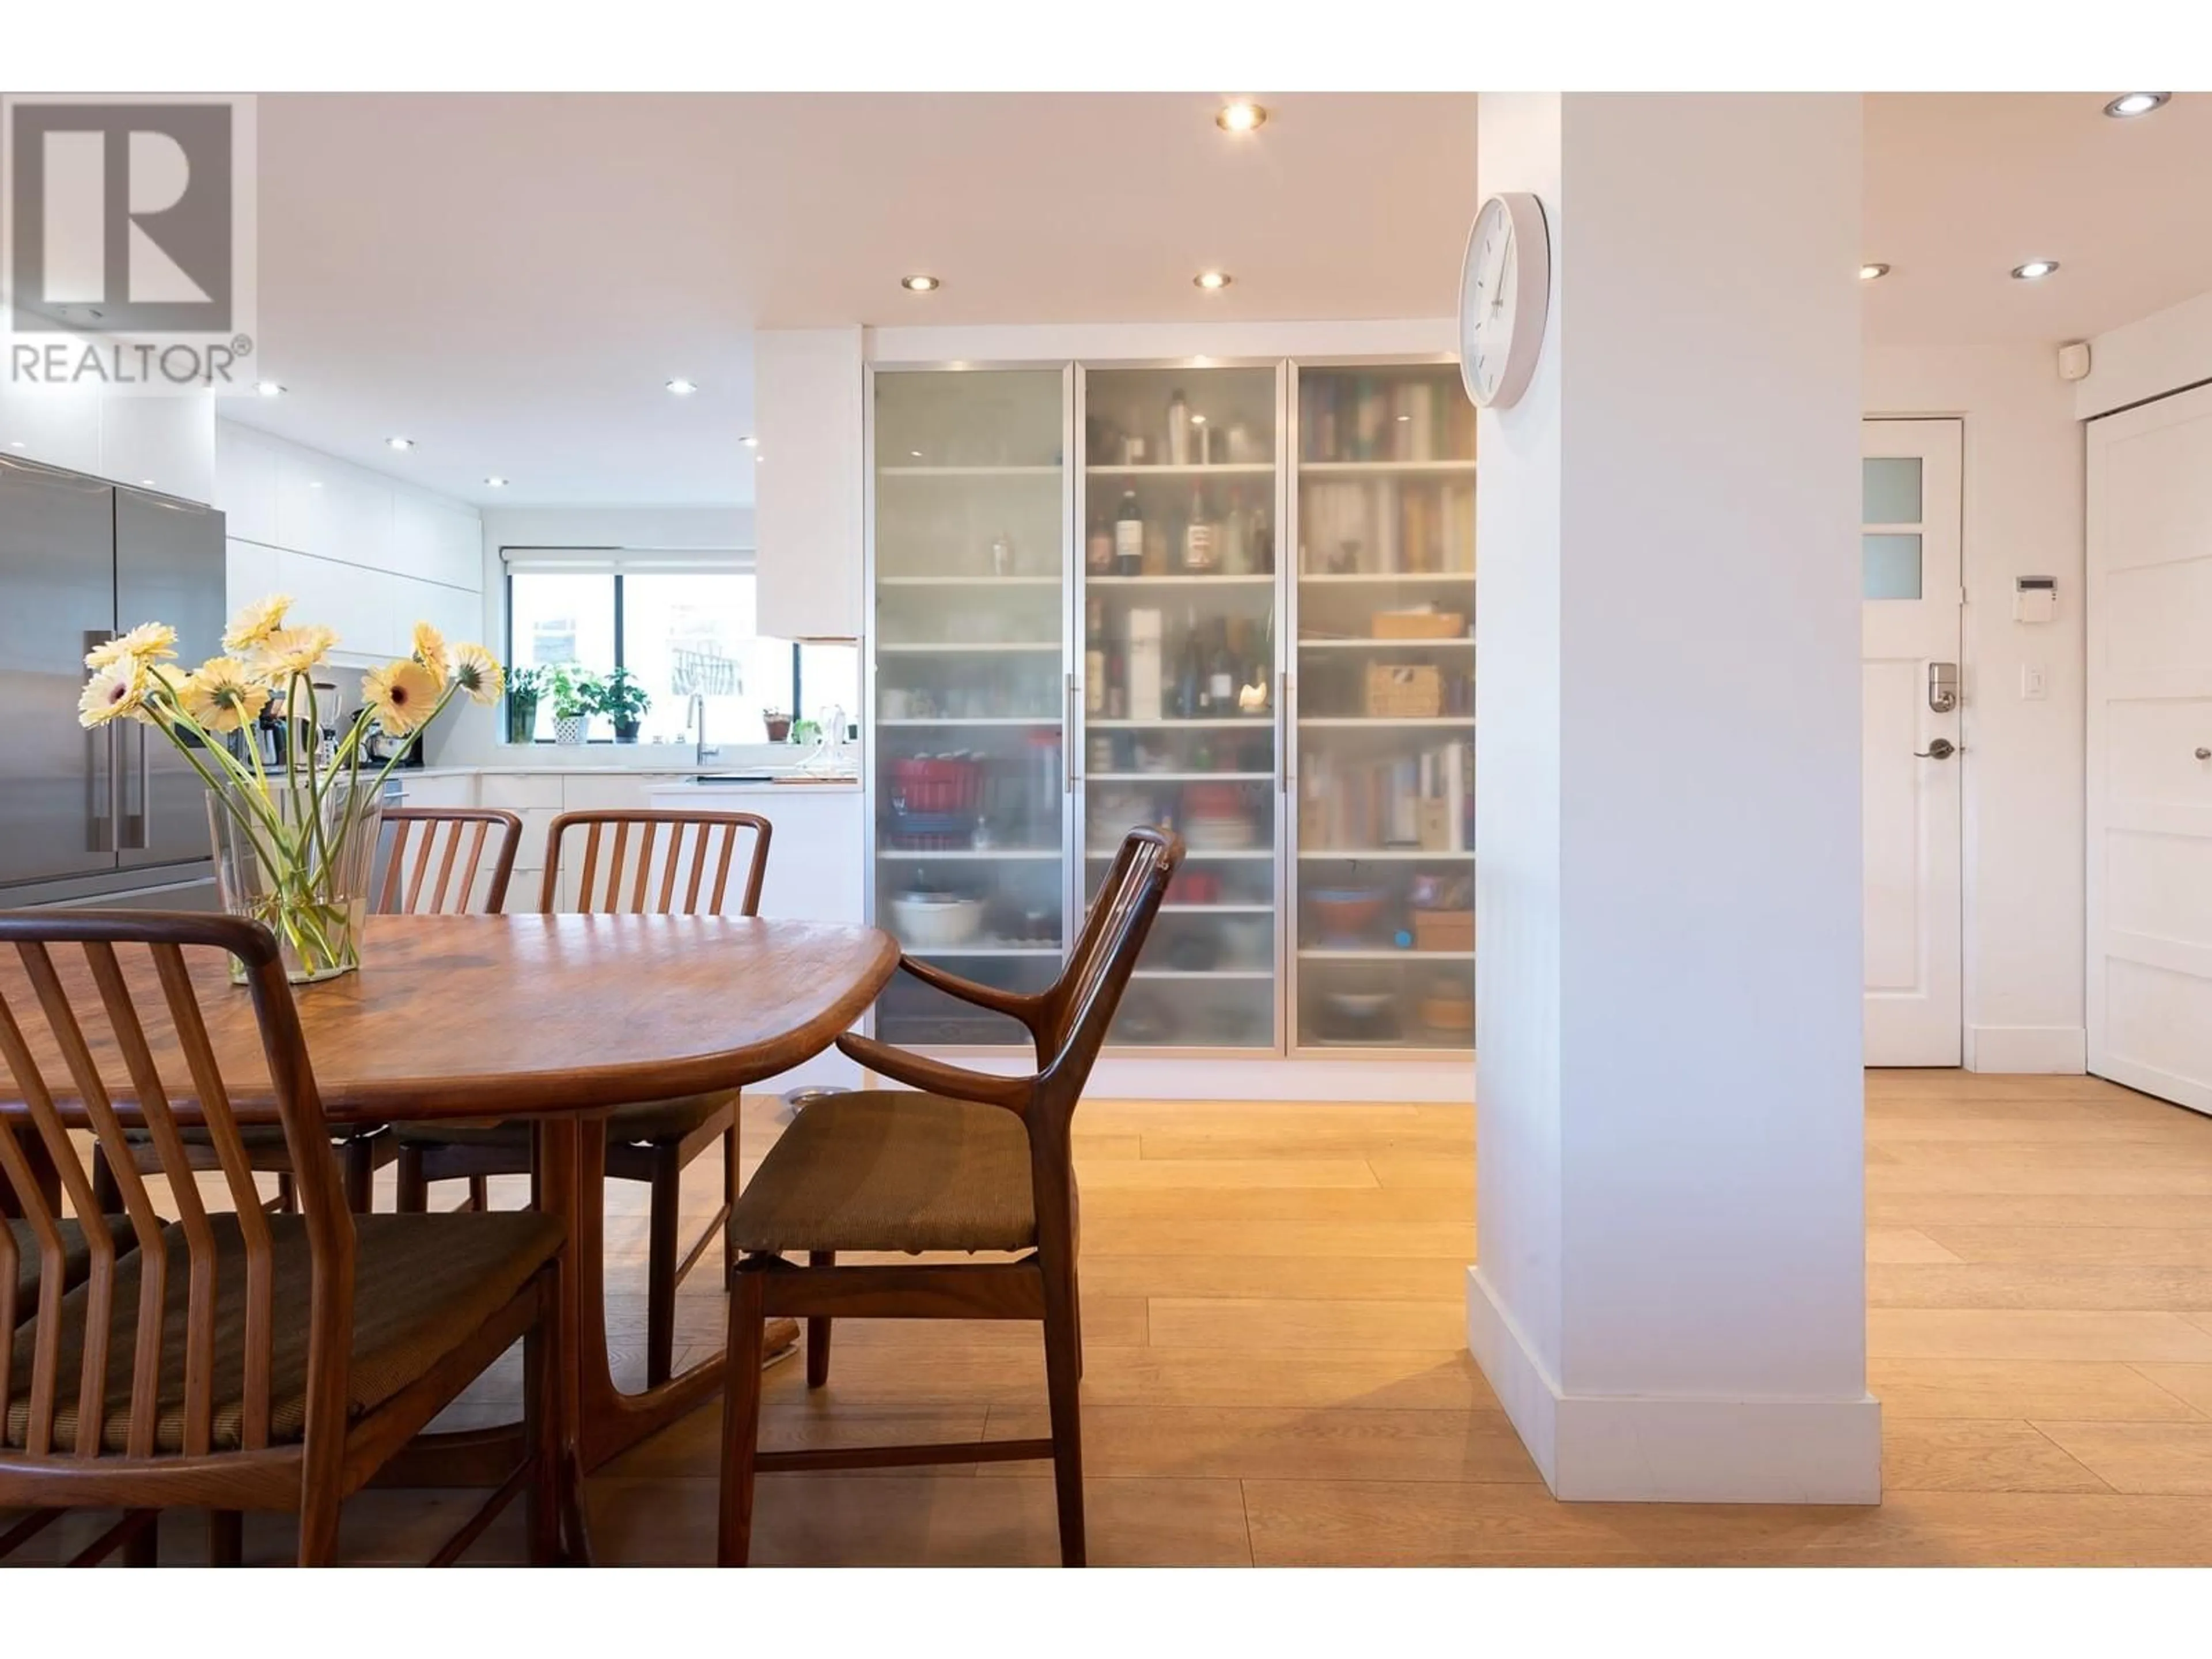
xmin=1279 ymin=671 xmax=1291 ymax=793
xmin=1065 ymin=673 xmax=1076 ymax=793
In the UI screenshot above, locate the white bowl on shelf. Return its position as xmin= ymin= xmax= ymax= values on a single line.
xmin=889 ymin=892 xmax=984 ymax=949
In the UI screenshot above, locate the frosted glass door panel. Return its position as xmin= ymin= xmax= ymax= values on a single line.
xmin=1293 ymin=362 xmax=1476 ymax=1053
xmin=1081 ymin=364 xmax=1279 ymax=1051
xmin=872 ymin=369 xmax=1069 ymax=1048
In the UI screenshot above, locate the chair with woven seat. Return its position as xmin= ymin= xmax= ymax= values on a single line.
xmin=0 ymin=910 xmax=571 ymax=1567
xmin=394 ymin=808 xmax=771 ymax=1388
xmin=716 ymin=825 xmax=1180 ymax=1568
xmin=89 ymin=806 xmax=522 ymax=1221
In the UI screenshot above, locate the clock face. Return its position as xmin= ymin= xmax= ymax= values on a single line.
xmin=1459 ymin=192 xmax=1550 ymax=410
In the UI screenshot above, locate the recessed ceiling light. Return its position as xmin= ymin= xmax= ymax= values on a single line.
xmin=2010 ymin=260 xmax=2061 ymax=281
xmin=1190 ymin=414 xmax=1207 ymax=427
xmin=385 ymin=436 xmax=415 ymax=451
xmin=910 ymin=449 xmax=923 ymax=457
xmin=484 ymin=476 xmax=509 ymax=488
xmin=740 ymin=435 xmax=758 ymax=448
xmin=140 ymin=479 xmax=156 ymax=487
xmin=665 ymin=377 xmax=698 ymax=396
xmin=900 ymin=274 xmax=941 ymax=293
xmin=1859 ymin=263 xmax=1891 ymax=281
xmin=254 ymin=380 xmax=285 ymax=397
xmin=2104 ymin=92 xmax=2170 ymax=119
xmin=1194 ymin=270 xmax=1233 ymax=291
xmin=1217 ymin=101 xmax=1268 ymax=134
xmin=7 ymin=440 xmax=24 ymax=449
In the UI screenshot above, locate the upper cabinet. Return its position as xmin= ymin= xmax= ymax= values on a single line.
xmin=0 ymin=384 xmax=214 ymax=503
xmin=755 ymin=327 xmax=865 ymax=641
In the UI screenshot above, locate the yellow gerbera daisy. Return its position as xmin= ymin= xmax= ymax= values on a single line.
xmin=361 ymin=659 xmax=444 ymax=735
xmin=450 ymin=642 xmax=505 ymax=706
xmin=411 ymin=621 xmax=450 ymax=684
xmin=251 ymin=625 xmax=339 ymax=683
xmin=222 ymin=593 xmax=293 ymax=654
xmin=180 ymin=656 xmax=271 ymax=734
xmin=85 ymin=622 xmax=178 ymax=671
xmin=78 ymin=660 xmax=149 ymax=728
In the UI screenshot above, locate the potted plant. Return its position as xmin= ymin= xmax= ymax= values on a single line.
xmin=790 ymin=717 xmax=821 ymax=748
xmin=548 ymin=666 xmax=601 ymax=745
xmin=75 ymin=601 xmax=502 ymax=982
xmin=599 ymin=665 xmax=652 ymax=744
xmin=505 ymin=663 xmax=548 ymax=745
xmin=763 ymin=706 xmax=792 ymax=743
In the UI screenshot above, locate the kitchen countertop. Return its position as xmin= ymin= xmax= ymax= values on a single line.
xmin=399 ymin=764 xmax=861 ymax=791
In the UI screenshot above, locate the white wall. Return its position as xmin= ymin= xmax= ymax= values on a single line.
xmin=1471 ymin=93 xmax=1876 ymax=1502
xmin=2074 ymin=287 xmax=2212 ymax=420
xmin=1865 ymin=344 xmax=2087 ymax=1071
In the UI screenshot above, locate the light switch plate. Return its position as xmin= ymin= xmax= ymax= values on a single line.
xmin=2021 ymin=664 xmax=2048 ymax=700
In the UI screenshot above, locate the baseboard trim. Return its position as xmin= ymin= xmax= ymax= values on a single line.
xmin=1965 ymin=1024 xmax=2088 ymax=1075
xmin=1467 ymin=1267 xmax=1883 ymax=1503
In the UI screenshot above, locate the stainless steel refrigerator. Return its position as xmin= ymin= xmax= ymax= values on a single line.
xmin=1 ymin=453 xmax=227 ymax=911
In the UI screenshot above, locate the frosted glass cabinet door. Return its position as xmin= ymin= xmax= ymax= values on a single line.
xmin=871 ymin=368 xmax=1070 ymax=1048
xmin=1080 ymin=364 xmax=1281 ymax=1051
xmin=1291 ymin=362 xmax=1476 ymax=1053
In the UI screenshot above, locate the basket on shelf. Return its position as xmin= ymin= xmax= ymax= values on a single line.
xmin=1365 ymin=664 xmax=1443 ymax=719
xmin=1371 ymin=609 xmax=1467 ymax=641
xmin=1412 ymin=909 xmax=1474 ymax=953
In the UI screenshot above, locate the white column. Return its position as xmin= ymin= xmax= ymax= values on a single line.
xmin=1468 ymin=94 xmax=1878 ymax=1503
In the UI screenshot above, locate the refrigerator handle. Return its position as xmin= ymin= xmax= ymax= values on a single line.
xmin=85 ymin=630 xmax=116 ymax=853
xmin=127 ymin=720 xmax=150 ymax=849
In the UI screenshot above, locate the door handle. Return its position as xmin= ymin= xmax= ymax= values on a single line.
xmin=1063 ymin=673 xmax=1076 ymax=793
xmin=1278 ymin=671 xmax=1291 ymax=793
xmin=1914 ymin=738 xmax=1961 ymax=760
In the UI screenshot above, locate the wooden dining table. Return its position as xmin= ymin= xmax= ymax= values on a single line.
xmin=1 ymin=911 xmax=897 ymax=1560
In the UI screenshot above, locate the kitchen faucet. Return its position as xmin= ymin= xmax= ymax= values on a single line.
xmin=688 ymin=692 xmax=720 ymax=770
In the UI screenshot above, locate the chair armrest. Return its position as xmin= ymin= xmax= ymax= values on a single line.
xmin=834 ymin=1032 xmax=1032 ymax=1113
xmin=896 ymin=956 xmax=1046 ymax=1030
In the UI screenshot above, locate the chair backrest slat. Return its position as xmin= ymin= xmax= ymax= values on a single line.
xmin=0 ymin=912 xmax=343 ymax=1465
xmin=1035 ymin=828 xmax=1180 ymax=1127
xmin=374 ymin=808 xmax=522 ymax=916
xmin=540 ymin=810 xmax=772 ymax=918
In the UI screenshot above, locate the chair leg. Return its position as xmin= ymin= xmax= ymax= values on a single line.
xmin=806 ymin=1250 xmax=834 ymax=1388
xmin=1041 ymin=1266 xmax=1088 ymax=1567
xmin=524 ymin=1274 xmax=563 ymax=1566
xmin=646 ymin=1146 xmax=682 ymax=1389
xmin=717 ymin=1264 xmax=767 ymax=1567
xmin=275 ymin=1171 xmax=297 ymax=1214
xmin=342 ymin=1139 xmax=376 ymax=1214
xmin=121 ymin=1510 xmax=158 ymax=1566
xmin=467 ymin=1175 xmax=490 ymax=1214
xmin=723 ymin=1121 xmax=741 ymax=1285
xmin=90 ymin=1146 xmax=123 ymax=1217
xmin=395 ymin=1145 xmax=428 ymax=1213
xmin=209 ymin=1509 xmax=243 ymax=1566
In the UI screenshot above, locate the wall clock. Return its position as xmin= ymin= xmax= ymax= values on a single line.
xmin=1459 ymin=191 xmax=1551 ymax=410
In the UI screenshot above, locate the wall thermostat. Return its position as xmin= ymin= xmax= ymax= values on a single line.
xmin=2014 ymin=575 xmax=2057 ymax=623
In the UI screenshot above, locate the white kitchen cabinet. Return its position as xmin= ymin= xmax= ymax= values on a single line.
xmin=0 ymin=382 xmax=102 ymax=476
xmin=101 ymin=395 xmax=215 ymax=506
xmin=391 ymin=772 xmax=476 ymax=809
xmin=274 ymin=548 xmax=397 ymax=657
xmin=755 ymin=327 xmax=865 ymax=641
xmin=225 ymin=537 xmax=279 ymax=614
xmin=391 ymin=493 xmax=484 ymax=589
xmin=213 ymin=422 xmax=281 ymax=545
xmin=275 ymin=448 xmax=389 ymax=567
xmin=393 ymin=575 xmax=485 ymax=652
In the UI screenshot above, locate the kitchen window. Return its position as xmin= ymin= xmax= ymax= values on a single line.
xmin=503 ymin=554 xmax=858 ymax=745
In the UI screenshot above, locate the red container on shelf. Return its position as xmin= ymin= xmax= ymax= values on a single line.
xmin=889 ymin=756 xmax=983 ymax=814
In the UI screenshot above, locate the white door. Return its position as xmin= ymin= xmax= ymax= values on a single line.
xmin=2087 ymin=383 xmax=2212 ymax=1115
xmin=1862 ymin=419 xmax=1964 ymax=1065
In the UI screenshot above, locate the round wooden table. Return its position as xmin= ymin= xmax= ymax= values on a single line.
xmin=2 ymin=911 xmax=898 ymax=1555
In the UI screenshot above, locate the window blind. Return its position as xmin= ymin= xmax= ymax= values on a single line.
xmin=499 ymin=546 xmax=755 ymax=575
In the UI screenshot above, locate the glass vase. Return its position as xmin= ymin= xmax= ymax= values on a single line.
xmin=207 ymin=775 xmax=384 ymax=984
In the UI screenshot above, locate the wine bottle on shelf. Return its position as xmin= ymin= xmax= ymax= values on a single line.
xmin=1085 ymin=597 xmax=1106 ymax=716
xmin=1251 ymin=505 xmax=1275 ymax=574
xmin=1107 ymin=644 xmax=1127 ymax=720
xmin=1221 ymin=488 xmax=1249 ymax=574
xmin=1207 ymin=622 xmax=1236 ymax=712
xmin=1183 ymin=482 xmax=1216 ymax=573
xmin=1087 ymin=510 xmax=1114 ymax=574
xmin=1176 ymin=606 xmax=1202 ymax=719
xmin=1167 ymin=387 xmax=1191 ymax=466
xmin=1114 ymin=488 xmax=1144 ymax=578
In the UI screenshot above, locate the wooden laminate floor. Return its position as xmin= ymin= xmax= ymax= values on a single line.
xmin=15 ymin=1070 xmax=2212 ymax=1565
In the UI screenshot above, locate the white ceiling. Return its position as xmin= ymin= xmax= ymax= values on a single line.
xmin=224 ymin=92 xmax=2212 ymax=510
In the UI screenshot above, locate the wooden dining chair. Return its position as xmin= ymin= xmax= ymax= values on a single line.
xmin=0 ymin=911 xmax=571 ymax=1567
xmin=394 ymin=808 xmax=771 ymax=1388
xmin=715 ymin=825 xmax=1181 ymax=1567
xmin=89 ymin=806 xmax=523 ymax=1222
